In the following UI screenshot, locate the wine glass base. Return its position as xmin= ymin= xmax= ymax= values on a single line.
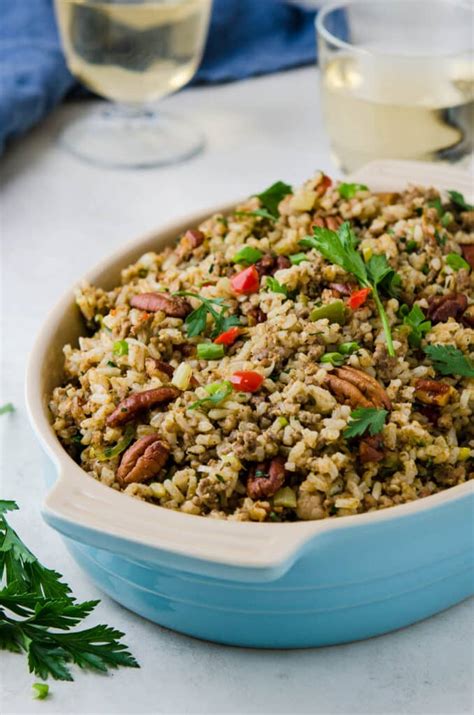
xmin=57 ymin=105 xmax=205 ymax=169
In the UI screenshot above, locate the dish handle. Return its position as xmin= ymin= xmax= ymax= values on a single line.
xmin=42 ymin=464 xmax=328 ymax=583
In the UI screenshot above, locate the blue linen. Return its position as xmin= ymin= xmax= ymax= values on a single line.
xmin=0 ymin=0 xmax=318 ymax=153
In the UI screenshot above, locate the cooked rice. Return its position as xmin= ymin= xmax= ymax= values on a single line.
xmin=50 ymin=173 xmax=474 ymax=521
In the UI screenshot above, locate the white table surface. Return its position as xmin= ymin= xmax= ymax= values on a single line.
xmin=1 ymin=66 xmax=473 ymax=715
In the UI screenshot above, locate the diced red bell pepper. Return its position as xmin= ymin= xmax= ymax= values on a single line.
xmin=214 ymin=327 xmax=241 ymax=346
xmin=348 ymin=287 xmax=371 ymax=309
xmin=231 ymin=265 xmax=260 ymax=294
xmin=230 ymin=371 xmax=264 ymax=392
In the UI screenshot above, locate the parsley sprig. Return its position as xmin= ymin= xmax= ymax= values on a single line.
xmin=448 ymin=190 xmax=473 ymax=212
xmin=174 ymin=292 xmax=240 ymax=339
xmin=0 ymin=501 xmax=138 ymax=681
xmin=402 ymin=305 xmax=431 ymax=348
xmin=300 ymin=222 xmax=398 ymax=356
xmin=423 ymin=345 xmax=474 ymax=378
xmin=254 ymin=181 xmax=293 ymax=218
xmin=344 ymin=407 xmax=388 ymax=439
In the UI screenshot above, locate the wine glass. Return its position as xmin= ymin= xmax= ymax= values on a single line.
xmin=54 ymin=0 xmax=212 ymax=169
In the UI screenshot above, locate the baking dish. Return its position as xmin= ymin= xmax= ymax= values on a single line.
xmin=26 ymin=160 xmax=474 ymax=648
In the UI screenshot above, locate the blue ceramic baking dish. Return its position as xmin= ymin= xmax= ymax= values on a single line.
xmin=26 ymin=161 xmax=474 ymax=648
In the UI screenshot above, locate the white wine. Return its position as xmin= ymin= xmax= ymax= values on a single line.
xmin=321 ymin=53 xmax=474 ymax=173
xmin=55 ymin=0 xmax=211 ymax=104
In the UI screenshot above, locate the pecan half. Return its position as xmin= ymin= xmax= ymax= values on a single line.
xmin=247 ymin=457 xmax=286 ymax=500
xmin=276 ymin=255 xmax=291 ymax=271
xmin=130 ymin=292 xmax=192 ymax=318
xmin=312 ymin=216 xmax=343 ymax=231
xmin=359 ymin=435 xmax=385 ymax=463
xmin=326 ymin=366 xmax=392 ymax=410
xmin=175 ymin=229 xmax=205 ymax=262
xmin=461 ymin=244 xmax=474 ymax=270
xmin=426 ymin=293 xmax=468 ymax=323
xmin=107 ymin=386 xmax=180 ymax=427
xmin=117 ymin=435 xmax=169 ymax=485
xmin=414 ymin=379 xmax=452 ymax=407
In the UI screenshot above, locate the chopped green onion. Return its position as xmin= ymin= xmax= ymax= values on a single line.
xmin=98 ymin=425 xmax=135 ymax=462
xmin=339 ymin=341 xmax=360 ymax=355
xmin=310 ymin=300 xmax=347 ymax=325
xmin=446 ymin=253 xmax=470 ymax=272
xmin=289 ymin=252 xmax=308 ymax=265
xmin=106 ymin=360 xmax=118 ymax=368
xmin=0 ymin=402 xmax=15 ymax=415
xmin=320 ymin=352 xmax=345 ymax=366
xmin=406 ymin=240 xmax=418 ymax=253
xmin=441 ymin=211 xmax=454 ymax=227
xmin=113 ymin=340 xmax=129 ymax=356
xmin=338 ymin=182 xmax=368 ymax=199
xmin=32 ymin=683 xmax=49 ymax=700
xmin=232 ymin=246 xmax=263 ymax=264
xmin=277 ymin=416 xmax=289 ymax=427
xmin=197 ymin=343 xmax=225 ymax=360
xmin=273 ymin=486 xmax=297 ymax=509
xmin=189 ymin=381 xmax=233 ymax=410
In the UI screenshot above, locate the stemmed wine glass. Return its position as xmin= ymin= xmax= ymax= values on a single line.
xmin=54 ymin=0 xmax=212 ymax=169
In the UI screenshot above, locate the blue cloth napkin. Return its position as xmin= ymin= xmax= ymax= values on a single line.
xmin=0 ymin=0 xmax=318 ymax=153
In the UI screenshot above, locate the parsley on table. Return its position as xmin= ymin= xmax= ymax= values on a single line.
xmin=0 ymin=403 xmax=15 ymax=415
xmin=403 ymin=305 xmax=431 ymax=348
xmin=338 ymin=182 xmax=368 ymax=199
xmin=448 ymin=190 xmax=473 ymax=212
xmin=174 ymin=292 xmax=240 ymax=339
xmin=0 ymin=501 xmax=138 ymax=681
xmin=264 ymin=276 xmax=288 ymax=297
xmin=423 ymin=345 xmax=474 ymax=378
xmin=254 ymin=181 xmax=293 ymax=218
xmin=300 ymin=222 xmax=398 ymax=356
xmin=344 ymin=407 xmax=388 ymax=439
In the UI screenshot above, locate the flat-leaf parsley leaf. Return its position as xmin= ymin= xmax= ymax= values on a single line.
xmin=344 ymin=408 xmax=388 ymax=439
xmin=423 ymin=345 xmax=474 ymax=378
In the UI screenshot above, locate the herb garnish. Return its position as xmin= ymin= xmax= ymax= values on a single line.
xmin=174 ymin=292 xmax=240 ymax=339
xmin=264 ymin=276 xmax=288 ymax=297
xmin=232 ymin=246 xmax=263 ymax=264
xmin=338 ymin=182 xmax=368 ymax=199
xmin=234 ymin=209 xmax=276 ymax=222
xmin=113 ymin=340 xmax=129 ymax=356
xmin=254 ymin=181 xmax=293 ymax=218
xmin=0 ymin=403 xmax=15 ymax=415
xmin=189 ymin=381 xmax=233 ymax=410
xmin=300 ymin=222 xmax=397 ymax=356
xmin=97 ymin=424 xmax=135 ymax=462
xmin=0 ymin=500 xmax=138 ymax=681
xmin=423 ymin=345 xmax=474 ymax=378
xmin=344 ymin=407 xmax=388 ymax=439
xmin=448 ymin=190 xmax=473 ymax=212
xmin=403 ymin=305 xmax=431 ymax=348
xmin=446 ymin=253 xmax=470 ymax=272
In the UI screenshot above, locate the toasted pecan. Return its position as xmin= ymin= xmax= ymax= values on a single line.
xmin=247 ymin=457 xmax=286 ymax=500
xmin=414 ymin=379 xmax=452 ymax=407
xmin=247 ymin=306 xmax=267 ymax=325
xmin=426 ymin=293 xmax=468 ymax=323
xmin=330 ymin=366 xmax=392 ymax=410
xmin=254 ymin=254 xmax=276 ymax=277
xmin=117 ymin=435 xmax=169 ymax=485
xmin=130 ymin=292 xmax=192 ymax=318
xmin=461 ymin=244 xmax=474 ymax=270
xmin=107 ymin=386 xmax=180 ymax=427
xmin=359 ymin=435 xmax=385 ymax=463
xmin=176 ymin=229 xmax=205 ymax=262
xmin=311 ymin=216 xmax=343 ymax=231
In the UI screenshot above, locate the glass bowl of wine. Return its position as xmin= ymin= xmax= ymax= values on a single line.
xmin=54 ymin=0 xmax=212 ymax=168
xmin=316 ymin=0 xmax=474 ymax=173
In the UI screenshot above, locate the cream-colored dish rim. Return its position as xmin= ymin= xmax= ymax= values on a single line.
xmin=25 ymin=160 xmax=474 ymax=571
